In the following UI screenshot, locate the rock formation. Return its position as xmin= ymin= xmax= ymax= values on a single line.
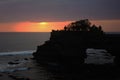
xmin=33 ymin=19 xmax=120 ymax=65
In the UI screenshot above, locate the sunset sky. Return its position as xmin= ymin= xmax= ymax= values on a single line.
xmin=0 ymin=0 xmax=120 ymax=32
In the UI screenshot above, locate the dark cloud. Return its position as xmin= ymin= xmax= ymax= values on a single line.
xmin=0 ymin=0 xmax=120 ymax=22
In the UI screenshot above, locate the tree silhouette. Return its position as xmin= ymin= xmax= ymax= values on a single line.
xmin=63 ymin=19 xmax=103 ymax=33
xmin=64 ymin=26 xmax=67 ymax=31
xmin=63 ymin=19 xmax=91 ymax=31
xmin=76 ymin=19 xmax=91 ymax=31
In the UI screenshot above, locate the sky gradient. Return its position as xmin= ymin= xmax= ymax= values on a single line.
xmin=0 ymin=0 xmax=120 ymax=32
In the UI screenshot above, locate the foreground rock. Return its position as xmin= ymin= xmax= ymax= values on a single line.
xmin=8 ymin=62 xmax=19 ymax=65
xmin=8 ymin=74 xmax=30 ymax=80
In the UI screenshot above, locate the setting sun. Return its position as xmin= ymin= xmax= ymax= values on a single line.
xmin=40 ymin=22 xmax=48 ymax=25
xmin=39 ymin=22 xmax=49 ymax=30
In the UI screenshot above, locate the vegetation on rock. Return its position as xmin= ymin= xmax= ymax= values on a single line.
xmin=63 ymin=19 xmax=103 ymax=33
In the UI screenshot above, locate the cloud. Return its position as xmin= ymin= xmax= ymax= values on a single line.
xmin=0 ymin=0 xmax=120 ymax=22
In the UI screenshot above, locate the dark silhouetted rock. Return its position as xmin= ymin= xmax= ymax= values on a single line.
xmin=24 ymin=58 xmax=28 ymax=60
xmin=8 ymin=74 xmax=30 ymax=80
xmin=33 ymin=19 xmax=120 ymax=66
xmin=0 ymin=74 xmax=2 ymax=77
xmin=8 ymin=62 xmax=19 ymax=65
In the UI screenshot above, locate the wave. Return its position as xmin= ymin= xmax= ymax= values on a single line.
xmin=0 ymin=67 xmax=30 ymax=73
xmin=0 ymin=60 xmax=31 ymax=72
xmin=0 ymin=50 xmax=35 ymax=56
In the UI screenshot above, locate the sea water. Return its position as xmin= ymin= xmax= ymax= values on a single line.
xmin=0 ymin=32 xmax=53 ymax=80
xmin=0 ymin=51 xmax=54 ymax=80
xmin=0 ymin=32 xmax=50 ymax=72
xmin=0 ymin=32 xmax=50 ymax=52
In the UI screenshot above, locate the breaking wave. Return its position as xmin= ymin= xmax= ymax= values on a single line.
xmin=0 ymin=50 xmax=35 ymax=56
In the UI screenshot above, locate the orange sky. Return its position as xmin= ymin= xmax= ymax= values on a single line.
xmin=91 ymin=20 xmax=120 ymax=32
xmin=0 ymin=20 xmax=120 ymax=32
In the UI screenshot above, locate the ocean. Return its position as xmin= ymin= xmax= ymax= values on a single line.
xmin=0 ymin=32 xmax=117 ymax=80
xmin=0 ymin=32 xmax=53 ymax=80
xmin=0 ymin=32 xmax=50 ymax=52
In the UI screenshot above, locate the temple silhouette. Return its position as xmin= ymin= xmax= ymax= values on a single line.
xmin=33 ymin=19 xmax=120 ymax=65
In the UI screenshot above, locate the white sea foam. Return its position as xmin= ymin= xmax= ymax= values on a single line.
xmin=85 ymin=49 xmax=115 ymax=64
xmin=0 ymin=50 xmax=35 ymax=56
xmin=0 ymin=66 xmax=30 ymax=73
xmin=0 ymin=60 xmax=31 ymax=73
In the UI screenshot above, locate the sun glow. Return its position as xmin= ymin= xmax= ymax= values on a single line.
xmin=0 ymin=20 xmax=120 ymax=32
xmin=11 ymin=21 xmax=72 ymax=32
xmin=39 ymin=22 xmax=48 ymax=30
xmin=40 ymin=22 xmax=48 ymax=25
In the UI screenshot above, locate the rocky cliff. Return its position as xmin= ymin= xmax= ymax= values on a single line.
xmin=33 ymin=19 xmax=120 ymax=65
